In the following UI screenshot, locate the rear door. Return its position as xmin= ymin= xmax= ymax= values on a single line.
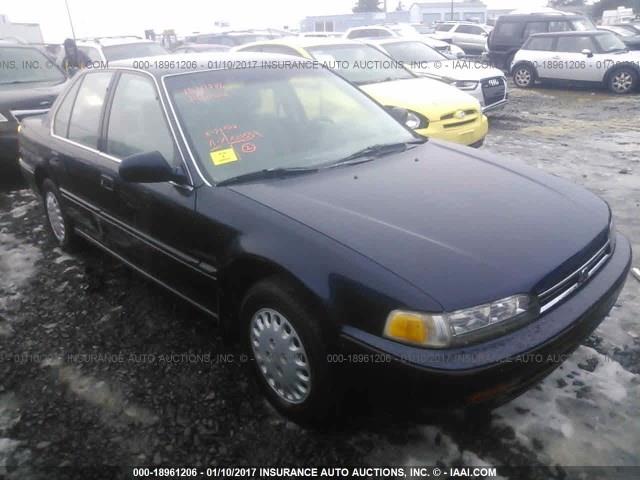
xmin=103 ymin=71 xmax=217 ymax=311
xmin=51 ymin=70 xmax=116 ymax=239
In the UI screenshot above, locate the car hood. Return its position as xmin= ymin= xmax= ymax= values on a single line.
xmin=360 ymin=77 xmax=481 ymax=119
xmin=0 ymin=80 xmax=67 ymax=115
xmin=411 ymin=60 xmax=504 ymax=81
xmin=230 ymin=141 xmax=610 ymax=311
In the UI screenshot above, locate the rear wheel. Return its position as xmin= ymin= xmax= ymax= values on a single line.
xmin=241 ymin=276 xmax=334 ymax=425
xmin=513 ymin=64 xmax=535 ymax=88
xmin=608 ymin=67 xmax=637 ymax=95
xmin=42 ymin=179 xmax=77 ymax=250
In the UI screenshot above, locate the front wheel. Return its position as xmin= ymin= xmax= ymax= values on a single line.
xmin=241 ymin=276 xmax=335 ymax=425
xmin=608 ymin=67 xmax=637 ymax=95
xmin=513 ymin=64 xmax=535 ymax=88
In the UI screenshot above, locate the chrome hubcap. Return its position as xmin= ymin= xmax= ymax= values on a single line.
xmin=612 ymin=72 xmax=633 ymax=93
xmin=46 ymin=191 xmax=66 ymax=242
xmin=515 ymin=69 xmax=531 ymax=86
xmin=250 ymin=308 xmax=311 ymax=404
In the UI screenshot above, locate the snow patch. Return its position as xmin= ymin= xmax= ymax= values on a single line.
xmin=0 ymin=232 xmax=42 ymax=314
xmin=493 ymin=346 xmax=640 ymax=466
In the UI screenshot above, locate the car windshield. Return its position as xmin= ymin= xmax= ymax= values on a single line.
xmin=102 ymin=42 xmax=168 ymax=61
xmin=571 ymin=18 xmax=595 ymax=31
xmin=595 ymin=33 xmax=628 ymax=52
xmin=165 ymin=66 xmax=416 ymax=184
xmin=0 ymin=47 xmax=66 ymax=85
xmin=381 ymin=41 xmax=446 ymax=64
xmin=306 ymin=43 xmax=414 ymax=85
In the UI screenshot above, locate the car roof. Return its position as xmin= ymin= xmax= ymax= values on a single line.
xmin=529 ymin=31 xmax=603 ymax=38
xmin=110 ymin=52 xmax=307 ymax=77
xmin=77 ymin=37 xmax=155 ymax=47
xmin=497 ymin=12 xmax=585 ymax=21
xmin=241 ymin=37 xmax=361 ymax=49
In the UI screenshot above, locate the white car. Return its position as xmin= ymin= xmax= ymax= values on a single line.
xmin=511 ymin=31 xmax=640 ymax=94
xmin=368 ymin=38 xmax=508 ymax=112
xmin=343 ymin=25 xmax=466 ymax=58
xmin=431 ymin=21 xmax=492 ymax=54
xmin=72 ymin=37 xmax=168 ymax=63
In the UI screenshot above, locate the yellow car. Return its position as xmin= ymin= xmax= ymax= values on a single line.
xmin=236 ymin=38 xmax=488 ymax=147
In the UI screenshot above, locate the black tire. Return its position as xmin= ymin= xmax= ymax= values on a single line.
xmin=512 ymin=64 xmax=535 ymax=89
xmin=607 ymin=67 xmax=638 ymax=95
xmin=240 ymin=276 xmax=335 ymax=425
xmin=41 ymin=179 xmax=78 ymax=250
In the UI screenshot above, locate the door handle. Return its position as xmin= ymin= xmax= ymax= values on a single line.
xmin=100 ymin=174 xmax=115 ymax=191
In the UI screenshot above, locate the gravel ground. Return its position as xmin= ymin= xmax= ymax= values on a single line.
xmin=0 ymin=83 xmax=639 ymax=479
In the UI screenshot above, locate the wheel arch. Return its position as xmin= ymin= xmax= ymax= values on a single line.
xmin=512 ymin=60 xmax=538 ymax=79
xmin=603 ymin=61 xmax=640 ymax=85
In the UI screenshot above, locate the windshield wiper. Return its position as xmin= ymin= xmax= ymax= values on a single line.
xmin=216 ymin=166 xmax=318 ymax=186
xmin=325 ymin=140 xmax=427 ymax=169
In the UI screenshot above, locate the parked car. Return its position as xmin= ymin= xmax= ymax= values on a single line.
xmin=612 ymin=23 xmax=640 ymax=35
xmin=236 ymin=38 xmax=488 ymax=147
xmin=368 ymin=38 xmax=508 ymax=112
xmin=343 ymin=25 xmax=466 ymax=58
xmin=597 ymin=26 xmax=640 ymax=50
xmin=18 ymin=53 xmax=631 ymax=423
xmin=488 ymin=11 xmax=595 ymax=71
xmin=185 ymin=29 xmax=287 ymax=47
xmin=511 ymin=31 xmax=640 ymax=94
xmin=431 ymin=21 xmax=492 ymax=54
xmin=0 ymin=41 xmax=67 ymax=179
xmin=171 ymin=43 xmax=230 ymax=54
xmin=70 ymin=37 xmax=169 ymax=64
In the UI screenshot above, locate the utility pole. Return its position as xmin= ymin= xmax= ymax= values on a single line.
xmin=451 ymin=0 xmax=454 ymax=21
xmin=64 ymin=0 xmax=77 ymax=40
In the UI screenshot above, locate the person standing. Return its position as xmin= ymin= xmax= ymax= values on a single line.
xmin=62 ymin=38 xmax=90 ymax=76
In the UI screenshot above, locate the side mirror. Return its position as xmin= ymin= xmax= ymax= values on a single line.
xmin=385 ymin=106 xmax=409 ymax=124
xmin=119 ymin=151 xmax=186 ymax=184
xmin=456 ymin=51 xmax=465 ymax=58
xmin=581 ymin=48 xmax=593 ymax=58
xmin=481 ymin=32 xmax=489 ymax=37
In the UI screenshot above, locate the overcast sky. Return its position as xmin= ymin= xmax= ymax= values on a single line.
xmin=3 ymin=0 xmax=552 ymax=42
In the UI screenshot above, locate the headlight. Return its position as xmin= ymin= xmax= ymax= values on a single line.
xmin=405 ymin=110 xmax=429 ymax=130
xmin=453 ymin=80 xmax=479 ymax=90
xmin=384 ymin=294 xmax=534 ymax=348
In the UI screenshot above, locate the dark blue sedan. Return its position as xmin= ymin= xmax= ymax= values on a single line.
xmin=18 ymin=53 xmax=631 ymax=424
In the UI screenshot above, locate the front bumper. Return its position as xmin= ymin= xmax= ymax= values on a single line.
xmin=338 ymin=233 xmax=632 ymax=408
xmin=416 ymin=113 xmax=488 ymax=147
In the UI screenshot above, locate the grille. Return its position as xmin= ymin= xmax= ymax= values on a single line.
xmin=440 ymin=109 xmax=477 ymax=121
xmin=481 ymin=77 xmax=506 ymax=107
xmin=539 ymin=240 xmax=612 ymax=314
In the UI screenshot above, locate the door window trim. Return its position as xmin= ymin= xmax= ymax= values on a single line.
xmin=49 ymin=67 xmax=197 ymax=187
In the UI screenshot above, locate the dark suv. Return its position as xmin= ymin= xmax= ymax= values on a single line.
xmin=488 ymin=12 xmax=595 ymax=71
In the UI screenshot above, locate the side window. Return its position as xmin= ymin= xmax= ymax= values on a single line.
xmin=456 ymin=25 xmax=473 ymax=34
xmin=470 ymin=26 xmax=485 ymax=36
xmin=494 ymin=21 xmax=524 ymax=41
xmin=525 ymin=37 xmax=555 ymax=51
xmin=106 ymin=73 xmax=176 ymax=165
xmin=67 ymin=72 xmax=112 ymax=148
xmin=258 ymin=45 xmax=301 ymax=56
xmin=548 ymin=21 xmax=570 ymax=33
xmin=436 ymin=24 xmax=453 ymax=32
xmin=524 ymin=22 xmax=549 ymax=38
xmin=53 ymin=77 xmax=83 ymax=137
xmin=556 ymin=35 xmax=594 ymax=53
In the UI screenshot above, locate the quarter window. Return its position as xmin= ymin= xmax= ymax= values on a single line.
xmin=525 ymin=37 xmax=555 ymax=51
xmin=53 ymin=77 xmax=82 ymax=137
xmin=556 ymin=36 xmax=594 ymax=53
xmin=523 ymin=22 xmax=548 ymax=38
xmin=106 ymin=73 xmax=176 ymax=164
xmin=67 ymin=72 xmax=112 ymax=148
